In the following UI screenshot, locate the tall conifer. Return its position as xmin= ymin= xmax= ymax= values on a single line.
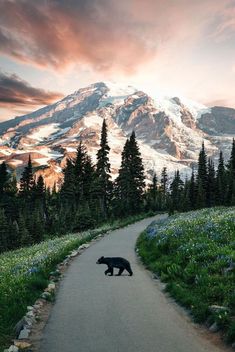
xmin=196 ymin=142 xmax=207 ymax=208
xmin=19 ymin=155 xmax=34 ymax=201
xmin=216 ymin=151 xmax=226 ymax=205
xmin=189 ymin=169 xmax=196 ymax=209
xmin=170 ymin=170 xmax=184 ymax=211
xmin=96 ymin=119 xmax=112 ymax=218
xmin=207 ymin=158 xmax=216 ymax=207
xmin=226 ymin=138 xmax=235 ymax=205
xmin=0 ymin=162 xmax=8 ymax=199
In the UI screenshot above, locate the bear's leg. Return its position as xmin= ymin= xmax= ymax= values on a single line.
xmin=126 ymin=264 xmax=133 ymax=276
xmin=108 ymin=267 xmax=114 ymax=276
xmin=104 ymin=267 xmax=110 ymax=275
xmin=116 ymin=268 xmax=124 ymax=276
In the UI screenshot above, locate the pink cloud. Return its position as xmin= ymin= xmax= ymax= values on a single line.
xmin=0 ymin=0 xmax=233 ymax=74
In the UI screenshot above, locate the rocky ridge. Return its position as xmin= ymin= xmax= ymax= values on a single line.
xmin=0 ymin=82 xmax=234 ymax=187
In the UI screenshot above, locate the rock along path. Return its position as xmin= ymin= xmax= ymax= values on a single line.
xmin=40 ymin=215 xmax=228 ymax=352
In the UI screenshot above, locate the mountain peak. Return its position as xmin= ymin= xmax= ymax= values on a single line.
xmin=0 ymin=81 xmax=234 ymax=188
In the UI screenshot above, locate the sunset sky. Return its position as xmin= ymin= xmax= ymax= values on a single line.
xmin=0 ymin=0 xmax=235 ymax=120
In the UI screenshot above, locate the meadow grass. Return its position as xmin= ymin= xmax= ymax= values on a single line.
xmin=137 ymin=207 xmax=235 ymax=343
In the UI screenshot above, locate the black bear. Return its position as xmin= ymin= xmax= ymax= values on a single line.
xmin=96 ymin=256 xmax=133 ymax=276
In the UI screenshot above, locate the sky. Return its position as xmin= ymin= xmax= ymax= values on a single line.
xmin=0 ymin=0 xmax=235 ymax=121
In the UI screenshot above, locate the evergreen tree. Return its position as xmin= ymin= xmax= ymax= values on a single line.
xmin=32 ymin=175 xmax=46 ymax=211
xmin=0 ymin=162 xmax=8 ymax=199
xmin=228 ymin=138 xmax=235 ymax=175
xmin=147 ymin=173 xmax=158 ymax=211
xmin=2 ymin=172 xmax=18 ymax=221
xmin=128 ymin=131 xmax=145 ymax=213
xmin=226 ymin=138 xmax=235 ymax=205
xmin=8 ymin=220 xmax=19 ymax=250
xmin=196 ymin=179 xmax=206 ymax=209
xmin=36 ymin=175 xmax=45 ymax=199
xmin=83 ymin=154 xmax=95 ymax=203
xmin=189 ymin=169 xmax=196 ymax=209
xmin=159 ymin=167 xmax=168 ymax=210
xmin=31 ymin=209 xmax=45 ymax=243
xmin=19 ymin=155 xmax=34 ymax=201
xmin=215 ymin=151 xmax=226 ymax=205
xmin=170 ymin=170 xmax=184 ymax=211
xmin=116 ymin=132 xmax=145 ymax=215
xmin=6 ymin=172 xmax=18 ymax=197
xmin=96 ymin=119 xmax=112 ymax=218
xmin=196 ymin=142 xmax=207 ymax=208
xmin=74 ymin=142 xmax=87 ymax=204
xmin=46 ymin=184 xmax=57 ymax=234
xmin=115 ymin=139 xmax=131 ymax=216
xmin=60 ymin=158 xmax=76 ymax=207
xmin=18 ymin=213 xmax=31 ymax=247
xmin=181 ymin=177 xmax=191 ymax=212
xmin=206 ymin=158 xmax=216 ymax=207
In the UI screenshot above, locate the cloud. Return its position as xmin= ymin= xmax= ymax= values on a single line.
xmin=0 ymin=72 xmax=63 ymax=109
xmin=1 ymin=0 xmax=233 ymax=74
xmin=211 ymin=6 xmax=235 ymax=40
xmin=0 ymin=0 xmax=158 ymax=73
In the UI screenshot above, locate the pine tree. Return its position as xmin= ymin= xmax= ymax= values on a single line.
xmin=215 ymin=151 xmax=226 ymax=205
xmin=181 ymin=177 xmax=191 ymax=212
xmin=6 ymin=172 xmax=18 ymax=196
xmin=196 ymin=142 xmax=207 ymax=208
xmin=19 ymin=155 xmax=34 ymax=202
xmin=115 ymin=138 xmax=131 ymax=216
xmin=0 ymin=162 xmax=8 ymax=199
xmin=170 ymin=170 xmax=184 ymax=211
xmin=206 ymin=158 xmax=216 ymax=207
xmin=18 ymin=213 xmax=31 ymax=247
xmin=226 ymin=138 xmax=235 ymax=205
xmin=228 ymin=138 xmax=235 ymax=175
xmin=159 ymin=167 xmax=168 ymax=210
xmin=116 ymin=132 xmax=145 ymax=215
xmin=8 ymin=220 xmax=19 ymax=250
xmin=31 ymin=209 xmax=45 ymax=243
xmin=74 ymin=142 xmax=87 ymax=204
xmin=33 ymin=175 xmax=46 ymax=212
xmin=147 ymin=173 xmax=158 ymax=211
xmin=189 ymin=169 xmax=196 ymax=209
xmin=36 ymin=175 xmax=45 ymax=198
xmin=2 ymin=172 xmax=18 ymax=221
xmin=60 ymin=158 xmax=76 ymax=207
xmin=83 ymin=154 xmax=95 ymax=203
xmin=96 ymin=119 xmax=112 ymax=218
xmin=128 ymin=131 xmax=145 ymax=213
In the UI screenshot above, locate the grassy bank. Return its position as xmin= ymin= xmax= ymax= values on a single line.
xmin=0 ymin=212 xmax=155 ymax=350
xmin=137 ymin=207 xmax=235 ymax=343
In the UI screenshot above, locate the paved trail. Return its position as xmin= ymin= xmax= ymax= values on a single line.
xmin=40 ymin=215 xmax=227 ymax=352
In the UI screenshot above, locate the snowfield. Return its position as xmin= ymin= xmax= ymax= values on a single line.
xmin=0 ymin=81 xmax=233 ymax=186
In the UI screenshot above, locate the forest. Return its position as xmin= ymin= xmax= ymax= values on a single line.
xmin=0 ymin=119 xmax=234 ymax=253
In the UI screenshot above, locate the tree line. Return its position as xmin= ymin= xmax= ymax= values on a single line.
xmin=0 ymin=119 xmax=234 ymax=253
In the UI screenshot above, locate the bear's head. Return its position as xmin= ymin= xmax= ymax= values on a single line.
xmin=96 ymin=256 xmax=105 ymax=264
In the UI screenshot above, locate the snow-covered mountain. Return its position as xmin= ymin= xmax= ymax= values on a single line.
xmin=0 ymin=82 xmax=234 ymax=188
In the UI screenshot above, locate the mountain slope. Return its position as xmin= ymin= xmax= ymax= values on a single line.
xmin=0 ymin=82 xmax=234 ymax=187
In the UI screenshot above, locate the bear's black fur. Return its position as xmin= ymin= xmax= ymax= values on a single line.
xmin=96 ymin=256 xmax=133 ymax=276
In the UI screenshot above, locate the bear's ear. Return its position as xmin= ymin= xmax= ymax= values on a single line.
xmin=101 ymin=256 xmax=104 ymax=259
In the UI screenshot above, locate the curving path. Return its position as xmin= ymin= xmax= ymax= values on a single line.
xmin=40 ymin=215 xmax=228 ymax=352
